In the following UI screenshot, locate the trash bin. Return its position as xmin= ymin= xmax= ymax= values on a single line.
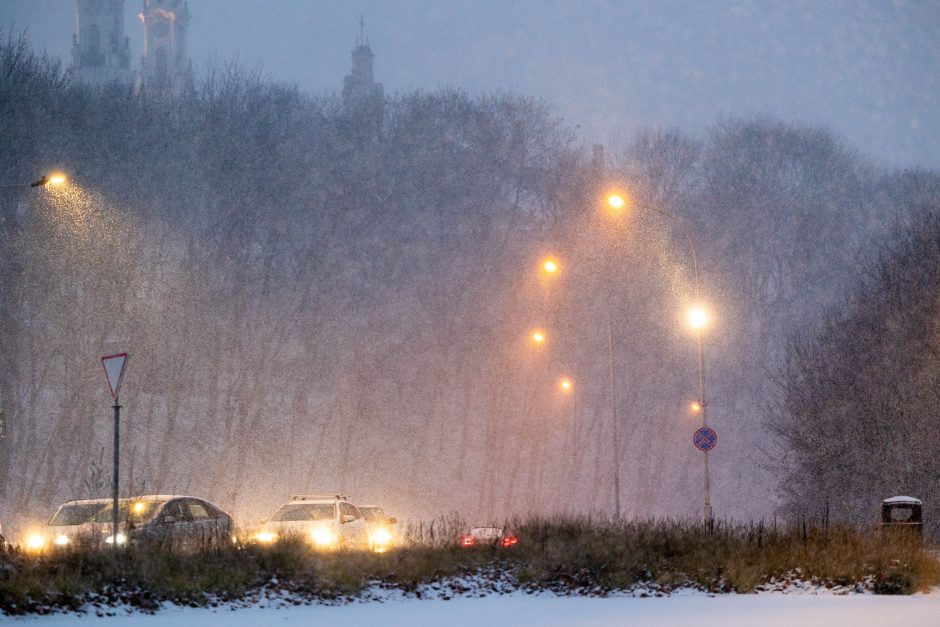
xmin=881 ymin=496 xmax=923 ymax=537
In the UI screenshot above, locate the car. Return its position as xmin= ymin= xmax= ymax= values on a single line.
xmin=358 ymin=505 xmax=399 ymax=553
xmin=23 ymin=497 xmax=111 ymax=552
xmin=88 ymin=494 xmax=233 ymax=551
xmin=459 ymin=526 xmax=519 ymax=548
xmin=252 ymin=494 xmax=370 ymax=550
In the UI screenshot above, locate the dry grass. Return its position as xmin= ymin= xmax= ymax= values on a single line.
xmin=0 ymin=518 xmax=936 ymax=615
xmin=508 ymin=517 xmax=939 ymax=594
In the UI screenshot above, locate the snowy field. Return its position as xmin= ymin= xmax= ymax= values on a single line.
xmin=5 ymin=592 xmax=940 ymax=627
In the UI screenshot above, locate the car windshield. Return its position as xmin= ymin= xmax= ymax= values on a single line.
xmin=270 ymin=503 xmax=334 ymax=522
xmin=93 ymin=500 xmax=163 ymax=524
xmin=48 ymin=502 xmax=108 ymax=526
xmin=359 ymin=507 xmax=384 ymax=522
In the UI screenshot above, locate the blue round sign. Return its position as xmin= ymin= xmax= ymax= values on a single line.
xmin=693 ymin=427 xmax=718 ymax=452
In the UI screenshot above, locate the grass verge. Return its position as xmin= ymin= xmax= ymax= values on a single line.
xmin=0 ymin=518 xmax=936 ymax=615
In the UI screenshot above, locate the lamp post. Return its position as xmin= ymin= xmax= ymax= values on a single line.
xmin=539 ymin=247 xmax=624 ymax=517
xmin=607 ymin=192 xmax=714 ymax=524
xmin=0 ymin=172 xmax=68 ymax=452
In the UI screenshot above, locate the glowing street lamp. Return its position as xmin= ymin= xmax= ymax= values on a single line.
xmin=33 ymin=172 xmax=67 ymax=187
xmin=530 ymin=330 xmax=546 ymax=345
xmin=687 ymin=306 xmax=709 ymax=331
xmin=1 ymin=172 xmax=68 ymax=191
xmin=542 ymin=258 xmax=559 ymax=274
xmin=607 ymin=193 xmax=626 ymax=210
xmin=690 ymin=401 xmax=702 ymax=414
xmin=558 ymin=376 xmax=574 ymax=392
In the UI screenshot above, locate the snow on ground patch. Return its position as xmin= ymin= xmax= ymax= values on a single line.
xmin=6 ymin=591 xmax=940 ymax=627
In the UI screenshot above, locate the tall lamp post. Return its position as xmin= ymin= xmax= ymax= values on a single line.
xmin=0 ymin=173 xmax=68 ymax=452
xmin=539 ymin=252 xmax=624 ymax=517
xmin=606 ymin=192 xmax=714 ymax=523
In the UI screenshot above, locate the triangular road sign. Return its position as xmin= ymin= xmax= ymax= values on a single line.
xmin=101 ymin=353 xmax=128 ymax=399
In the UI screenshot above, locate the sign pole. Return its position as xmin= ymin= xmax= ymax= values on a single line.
xmin=112 ymin=395 xmax=120 ymax=552
xmin=101 ymin=352 xmax=128 ymax=551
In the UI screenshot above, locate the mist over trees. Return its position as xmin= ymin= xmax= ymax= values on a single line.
xmin=1 ymin=35 xmax=937 ymax=527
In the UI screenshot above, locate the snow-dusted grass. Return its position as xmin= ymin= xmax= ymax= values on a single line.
xmin=0 ymin=518 xmax=936 ymax=616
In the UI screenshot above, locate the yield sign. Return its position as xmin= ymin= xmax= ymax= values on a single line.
xmin=101 ymin=353 xmax=129 ymax=399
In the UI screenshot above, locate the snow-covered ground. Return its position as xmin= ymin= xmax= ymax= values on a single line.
xmin=6 ymin=591 xmax=940 ymax=627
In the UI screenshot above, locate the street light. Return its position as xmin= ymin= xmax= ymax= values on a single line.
xmin=31 ymin=173 xmax=67 ymax=187
xmin=542 ymin=258 xmax=559 ymax=274
xmin=0 ymin=171 xmax=70 ymax=445
xmin=604 ymin=188 xmax=715 ymax=523
xmin=1 ymin=172 xmax=68 ymax=191
xmin=607 ymin=192 xmax=627 ymax=210
xmin=687 ymin=306 xmax=709 ymax=331
xmin=686 ymin=301 xmax=712 ymax=524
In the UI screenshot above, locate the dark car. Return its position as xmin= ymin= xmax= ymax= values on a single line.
xmin=459 ymin=526 xmax=518 ymax=548
xmin=91 ymin=494 xmax=233 ymax=551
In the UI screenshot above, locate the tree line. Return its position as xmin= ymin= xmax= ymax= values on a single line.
xmin=1 ymin=34 xmax=937 ymax=528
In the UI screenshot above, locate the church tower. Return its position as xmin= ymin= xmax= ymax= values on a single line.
xmin=70 ymin=0 xmax=134 ymax=87
xmin=342 ymin=18 xmax=384 ymax=108
xmin=137 ymin=0 xmax=193 ymax=95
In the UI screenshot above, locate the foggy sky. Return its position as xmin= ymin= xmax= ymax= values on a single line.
xmin=2 ymin=0 xmax=939 ymax=169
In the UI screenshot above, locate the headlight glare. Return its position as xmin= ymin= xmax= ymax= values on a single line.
xmin=370 ymin=527 xmax=392 ymax=549
xmin=310 ymin=527 xmax=336 ymax=547
xmin=105 ymin=533 xmax=127 ymax=545
xmin=25 ymin=533 xmax=46 ymax=551
xmin=254 ymin=531 xmax=278 ymax=544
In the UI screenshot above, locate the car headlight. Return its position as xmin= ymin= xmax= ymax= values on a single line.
xmin=53 ymin=534 xmax=70 ymax=546
xmin=254 ymin=531 xmax=278 ymax=544
xmin=255 ymin=531 xmax=277 ymax=544
xmin=105 ymin=533 xmax=126 ymax=545
xmin=369 ymin=527 xmax=392 ymax=550
xmin=310 ymin=527 xmax=336 ymax=547
xmin=25 ymin=533 xmax=47 ymax=551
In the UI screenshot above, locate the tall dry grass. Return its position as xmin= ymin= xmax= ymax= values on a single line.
xmin=0 ymin=517 xmax=936 ymax=614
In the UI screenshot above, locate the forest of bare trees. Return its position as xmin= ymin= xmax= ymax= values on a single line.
xmin=769 ymin=207 xmax=940 ymax=536
xmin=1 ymin=34 xmax=938 ymax=529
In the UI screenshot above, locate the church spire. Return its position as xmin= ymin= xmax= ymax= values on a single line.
xmin=138 ymin=0 xmax=194 ymax=96
xmin=70 ymin=0 xmax=135 ymax=87
xmin=342 ymin=17 xmax=384 ymax=109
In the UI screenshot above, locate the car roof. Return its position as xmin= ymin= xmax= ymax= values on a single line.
xmin=289 ymin=494 xmax=350 ymax=502
xmin=126 ymin=494 xmax=192 ymax=501
xmin=58 ymin=498 xmax=112 ymax=506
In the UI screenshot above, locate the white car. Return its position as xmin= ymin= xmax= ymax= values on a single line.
xmin=24 ymin=498 xmax=111 ymax=551
xmin=358 ymin=505 xmax=399 ymax=552
xmin=252 ymin=494 xmax=370 ymax=550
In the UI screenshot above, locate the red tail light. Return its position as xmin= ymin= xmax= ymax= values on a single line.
xmin=460 ymin=535 xmax=476 ymax=547
xmin=501 ymin=535 xmax=518 ymax=547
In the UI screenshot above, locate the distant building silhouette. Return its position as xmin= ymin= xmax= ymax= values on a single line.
xmin=70 ymin=4 xmax=385 ymax=105
xmin=137 ymin=0 xmax=193 ymax=95
xmin=69 ymin=0 xmax=135 ymax=87
xmin=342 ymin=17 xmax=384 ymax=109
